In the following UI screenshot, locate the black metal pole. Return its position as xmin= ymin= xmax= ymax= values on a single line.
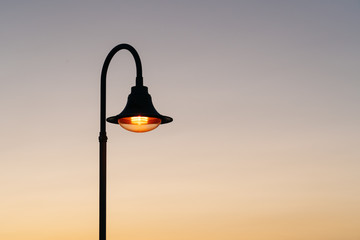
xmin=99 ymin=44 xmax=143 ymax=240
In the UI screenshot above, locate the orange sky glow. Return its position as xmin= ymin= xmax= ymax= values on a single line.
xmin=0 ymin=1 xmax=359 ymax=239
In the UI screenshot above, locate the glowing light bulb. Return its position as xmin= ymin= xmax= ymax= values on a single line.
xmin=130 ymin=116 xmax=149 ymax=125
xmin=118 ymin=116 xmax=161 ymax=133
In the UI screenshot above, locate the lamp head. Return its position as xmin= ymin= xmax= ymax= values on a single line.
xmin=106 ymin=85 xmax=172 ymax=133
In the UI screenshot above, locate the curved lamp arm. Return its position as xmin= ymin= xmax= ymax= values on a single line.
xmin=100 ymin=43 xmax=143 ymax=134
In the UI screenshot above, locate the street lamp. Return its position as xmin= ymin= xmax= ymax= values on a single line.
xmin=98 ymin=43 xmax=172 ymax=240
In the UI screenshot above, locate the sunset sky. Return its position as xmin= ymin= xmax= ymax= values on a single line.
xmin=0 ymin=1 xmax=360 ymax=239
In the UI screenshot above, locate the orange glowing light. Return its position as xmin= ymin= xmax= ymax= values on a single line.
xmin=118 ymin=116 xmax=161 ymax=133
xmin=131 ymin=116 xmax=149 ymax=125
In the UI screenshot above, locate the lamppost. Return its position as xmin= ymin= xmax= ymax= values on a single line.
xmin=99 ymin=43 xmax=173 ymax=240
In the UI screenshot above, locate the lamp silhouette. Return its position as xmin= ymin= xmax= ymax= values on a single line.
xmin=98 ymin=43 xmax=172 ymax=240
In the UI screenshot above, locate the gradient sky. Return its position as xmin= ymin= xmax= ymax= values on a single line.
xmin=1 ymin=1 xmax=360 ymax=239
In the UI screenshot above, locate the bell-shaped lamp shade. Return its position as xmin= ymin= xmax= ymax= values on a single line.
xmin=106 ymin=85 xmax=172 ymax=133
